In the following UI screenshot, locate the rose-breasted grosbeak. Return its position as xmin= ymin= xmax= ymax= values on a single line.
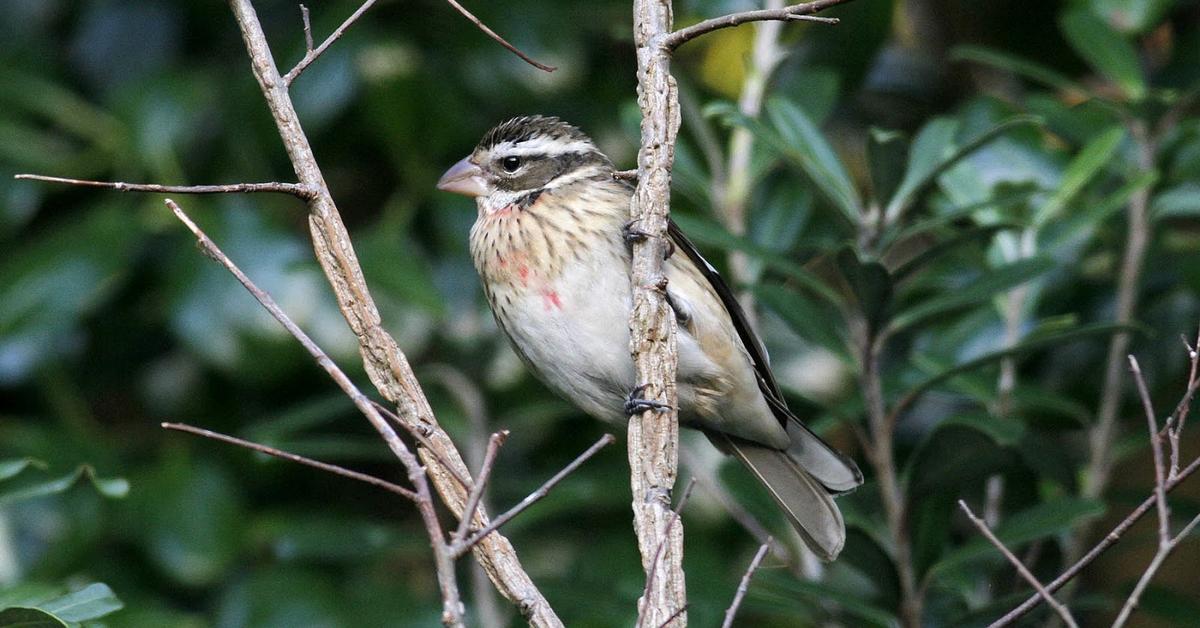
xmin=438 ymin=116 xmax=862 ymax=560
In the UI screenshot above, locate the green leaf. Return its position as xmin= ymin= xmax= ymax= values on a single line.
xmin=930 ymin=498 xmax=1106 ymax=581
xmin=950 ymin=46 xmax=1085 ymax=95
xmin=939 ymin=412 xmax=1027 ymax=447
xmin=0 ymin=607 xmax=68 ymax=628
xmin=40 ymin=583 xmax=123 ymax=622
xmin=836 ymin=248 xmax=893 ymax=333
xmin=756 ymin=285 xmax=851 ymax=362
xmin=890 ymin=223 xmax=1022 ymax=280
xmin=889 ymin=257 xmax=1055 ymax=334
xmin=1035 ymin=126 xmax=1125 ymax=227
xmin=1060 ymin=9 xmax=1147 ymax=100
xmin=0 ymin=457 xmax=45 ymax=482
xmin=761 ymin=99 xmax=862 ymax=225
xmin=1152 ymin=183 xmax=1200 ymax=220
xmin=898 ymin=323 xmax=1136 ymax=408
xmin=671 ymin=214 xmax=844 ymax=307
xmin=884 ymin=115 xmax=1042 ymax=224
xmin=867 ymin=127 xmax=908 ymax=205
xmin=0 ymin=464 xmax=129 ymax=506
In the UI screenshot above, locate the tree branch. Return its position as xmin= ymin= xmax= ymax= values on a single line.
xmin=163 ymin=197 xmax=465 ymax=627
xmin=162 ymin=421 xmax=417 ymax=500
xmin=452 ymin=434 xmax=616 ymax=557
xmin=454 ymin=431 xmax=509 ymax=543
xmin=226 ymin=1 xmax=562 ymax=623
xmin=283 ymin=0 xmax=380 ymax=86
xmin=629 ymin=0 xmax=686 ymax=624
xmin=442 ymin=0 xmax=557 ymax=72
xmin=12 ymin=174 xmax=312 ymax=199
xmin=958 ymin=500 xmax=1077 ymax=628
xmin=663 ymin=0 xmax=850 ymax=50
xmin=720 ymin=541 xmax=771 ymax=628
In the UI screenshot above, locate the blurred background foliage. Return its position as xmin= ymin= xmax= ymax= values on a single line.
xmin=1 ymin=0 xmax=1199 ymax=626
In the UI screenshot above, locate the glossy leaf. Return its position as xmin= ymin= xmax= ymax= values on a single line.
xmin=889 ymin=222 xmax=1022 ymax=280
xmin=1060 ymin=9 xmax=1147 ymax=100
xmin=836 ymin=248 xmax=893 ymax=333
xmin=951 ymin=46 xmax=1085 ymax=95
xmin=756 ymin=284 xmax=851 ymax=362
xmin=39 ymin=583 xmax=123 ymax=622
xmin=0 ymin=608 xmax=68 ymax=628
xmin=889 ymin=256 xmax=1054 ymax=334
xmin=764 ymin=99 xmax=862 ymax=224
xmin=672 ymin=213 xmax=844 ymax=307
xmin=1152 ymin=183 xmax=1200 ymax=220
xmin=884 ymin=115 xmax=1043 ymax=224
xmin=1034 ymin=126 xmax=1125 ymax=227
xmin=898 ymin=323 xmax=1135 ymax=407
xmin=867 ymin=127 xmax=908 ymax=205
xmin=0 ymin=464 xmax=129 ymax=506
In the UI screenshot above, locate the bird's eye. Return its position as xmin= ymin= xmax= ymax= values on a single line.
xmin=501 ymin=156 xmax=522 ymax=173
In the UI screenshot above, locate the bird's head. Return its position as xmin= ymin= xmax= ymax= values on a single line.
xmin=437 ymin=116 xmax=613 ymax=207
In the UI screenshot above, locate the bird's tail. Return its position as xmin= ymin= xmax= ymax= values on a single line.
xmin=707 ymin=432 xmax=849 ymax=561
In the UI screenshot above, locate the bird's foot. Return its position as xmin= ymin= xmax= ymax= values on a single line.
xmin=624 ymin=384 xmax=672 ymax=416
xmin=621 ymin=220 xmax=674 ymax=259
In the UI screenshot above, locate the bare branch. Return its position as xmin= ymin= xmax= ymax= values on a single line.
xmin=613 ymin=169 xmax=639 ymax=181
xmin=630 ymin=1 xmax=687 ymax=624
xmin=638 ymin=477 xmax=697 ymax=628
xmin=225 ymin=1 xmax=562 ymax=620
xmin=663 ymin=0 xmax=851 ymax=51
xmin=162 ymin=421 xmax=416 ymax=500
xmin=163 ymin=197 xmax=465 ymax=627
xmin=13 ymin=174 xmax=312 ymax=199
xmin=300 ymin=4 xmax=314 ymax=53
xmin=455 ymin=431 xmax=509 ymax=543
xmin=991 ymin=453 xmax=1200 ymax=626
xmin=1129 ymin=356 xmax=1170 ymax=543
xmin=283 ymin=0 xmax=380 ymax=86
xmin=958 ymin=500 xmax=1077 ymax=628
xmin=453 ymin=434 xmax=616 ymax=558
xmin=442 ymin=0 xmax=557 ymax=72
xmin=721 ymin=541 xmax=772 ymax=628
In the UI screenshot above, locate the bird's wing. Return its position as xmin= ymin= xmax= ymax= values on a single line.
xmin=668 ymin=221 xmax=863 ymax=493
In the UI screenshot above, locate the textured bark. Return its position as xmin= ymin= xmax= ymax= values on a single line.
xmin=227 ymin=2 xmax=561 ymax=625
xmin=629 ymin=1 xmax=687 ymax=626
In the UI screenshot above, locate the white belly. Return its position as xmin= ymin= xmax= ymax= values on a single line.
xmin=492 ymin=246 xmax=636 ymax=423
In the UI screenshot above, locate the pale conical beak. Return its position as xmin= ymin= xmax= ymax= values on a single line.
xmin=436 ymin=157 xmax=487 ymax=197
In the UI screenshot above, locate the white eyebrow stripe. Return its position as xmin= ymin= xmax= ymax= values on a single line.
xmin=492 ymin=138 xmax=599 ymax=157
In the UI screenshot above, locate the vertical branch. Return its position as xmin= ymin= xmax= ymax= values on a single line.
xmin=630 ymin=0 xmax=686 ymax=625
xmin=225 ymin=2 xmax=561 ymax=624
xmin=1082 ymin=119 xmax=1155 ymax=499
xmin=860 ymin=333 xmax=921 ymax=627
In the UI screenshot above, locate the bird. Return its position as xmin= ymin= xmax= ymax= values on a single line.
xmin=437 ymin=115 xmax=862 ymax=560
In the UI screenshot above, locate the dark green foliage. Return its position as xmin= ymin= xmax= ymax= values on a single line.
xmin=2 ymin=0 xmax=1199 ymax=626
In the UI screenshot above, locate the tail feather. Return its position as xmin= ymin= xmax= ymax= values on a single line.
xmin=710 ymin=432 xmax=847 ymax=561
xmin=785 ymin=418 xmax=864 ymax=493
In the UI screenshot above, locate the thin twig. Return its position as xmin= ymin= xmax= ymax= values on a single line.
xmin=162 ymin=421 xmax=416 ymax=500
xmin=663 ymin=0 xmax=851 ymax=50
xmin=656 ymin=604 xmax=690 ymax=628
xmin=370 ymin=400 xmax=474 ymax=492
xmin=1167 ymin=326 xmax=1200 ymax=479
xmin=990 ymin=453 xmax=1200 ymax=626
xmin=1130 ymin=356 xmax=1170 ymax=542
xmin=442 ymin=0 xmax=556 ymax=72
xmin=283 ymin=0 xmax=380 ymax=86
xmin=13 ymin=174 xmax=312 ymax=199
xmin=455 ymin=431 xmax=509 ymax=543
xmin=163 ymin=197 xmax=465 ymax=627
xmin=452 ymin=434 xmax=616 ymax=557
xmin=1111 ymin=355 xmax=1180 ymax=628
xmin=721 ymin=541 xmax=772 ymax=628
xmin=958 ymin=500 xmax=1078 ymax=628
xmin=300 ymin=4 xmax=314 ymax=53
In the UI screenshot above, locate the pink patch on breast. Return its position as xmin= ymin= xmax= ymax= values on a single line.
xmin=542 ymin=290 xmax=562 ymax=311
xmin=517 ymin=264 xmax=530 ymax=286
